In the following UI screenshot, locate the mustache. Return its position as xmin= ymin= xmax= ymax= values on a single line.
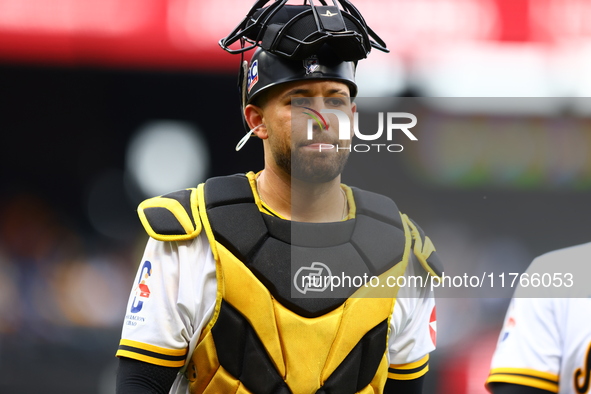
xmin=294 ymin=131 xmax=342 ymax=147
xmin=296 ymin=138 xmax=340 ymax=147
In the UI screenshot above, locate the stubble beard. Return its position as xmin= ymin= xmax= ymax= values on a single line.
xmin=272 ymin=139 xmax=350 ymax=184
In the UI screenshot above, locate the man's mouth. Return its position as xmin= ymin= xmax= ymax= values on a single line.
xmin=300 ymin=142 xmax=337 ymax=151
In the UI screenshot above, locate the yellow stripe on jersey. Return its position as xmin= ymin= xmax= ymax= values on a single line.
xmin=116 ymin=339 xmax=187 ymax=368
xmin=388 ymin=355 xmax=429 ymax=380
xmin=342 ymin=184 xmax=355 ymax=221
xmin=486 ymin=368 xmax=559 ymax=393
xmin=260 ymin=202 xmax=283 ymax=218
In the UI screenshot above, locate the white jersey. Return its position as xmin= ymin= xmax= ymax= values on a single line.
xmin=117 ymin=184 xmax=437 ymax=393
xmin=486 ymin=242 xmax=591 ymax=394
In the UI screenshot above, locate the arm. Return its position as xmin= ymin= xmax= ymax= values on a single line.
xmin=116 ymin=357 xmax=179 ymax=394
xmin=485 ymin=282 xmax=561 ymax=392
xmin=115 ymin=234 xmax=218 ymax=393
xmin=387 ymin=249 xmax=437 ymax=393
xmin=384 ymin=375 xmax=425 ymax=394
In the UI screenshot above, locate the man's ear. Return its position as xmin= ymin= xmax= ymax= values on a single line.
xmin=244 ymin=104 xmax=268 ymax=139
xmin=350 ymin=101 xmax=357 ymax=139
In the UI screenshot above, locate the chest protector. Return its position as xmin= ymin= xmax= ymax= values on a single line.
xmin=138 ymin=174 xmax=441 ymax=394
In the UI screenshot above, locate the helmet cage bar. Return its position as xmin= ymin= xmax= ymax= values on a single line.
xmin=336 ymin=0 xmax=387 ymax=51
xmin=219 ymin=0 xmax=388 ymax=59
xmin=220 ymin=0 xmax=290 ymax=55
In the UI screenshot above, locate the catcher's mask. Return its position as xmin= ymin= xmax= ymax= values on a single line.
xmin=222 ymin=0 xmax=388 ymax=150
xmin=233 ymin=46 xmax=357 ymax=151
xmin=219 ymin=0 xmax=388 ymax=61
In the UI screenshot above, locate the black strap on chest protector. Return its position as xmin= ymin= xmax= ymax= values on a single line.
xmin=204 ymin=174 xmax=406 ymax=318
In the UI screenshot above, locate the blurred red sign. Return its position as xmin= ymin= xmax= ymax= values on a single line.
xmin=0 ymin=0 xmax=586 ymax=70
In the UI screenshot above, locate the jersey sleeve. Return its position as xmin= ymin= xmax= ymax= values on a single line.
xmin=387 ymin=252 xmax=437 ymax=381
xmin=116 ymin=233 xmax=217 ymax=369
xmin=485 ymin=297 xmax=561 ymax=393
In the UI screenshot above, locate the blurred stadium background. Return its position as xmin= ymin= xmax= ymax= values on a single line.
xmin=1 ymin=0 xmax=590 ymax=393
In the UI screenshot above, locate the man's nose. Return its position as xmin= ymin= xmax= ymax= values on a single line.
xmin=306 ymin=99 xmax=331 ymax=131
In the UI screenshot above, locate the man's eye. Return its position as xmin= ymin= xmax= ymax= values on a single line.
xmin=326 ymin=98 xmax=346 ymax=107
xmin=292 ymin=98 xmax=310 ymax=107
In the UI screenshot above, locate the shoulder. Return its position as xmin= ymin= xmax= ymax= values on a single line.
xmin=402 ymin=215 xmax=443 ymax=278
xmin=530 ymin=241 xmax=591 ymax=268
xmin=515 ymin=241 xmax=591 ymax=298
xmin=136 ymin=173 xmax=255 ymax=242
xmin=138 ymin=188 xmax=202 ymax=242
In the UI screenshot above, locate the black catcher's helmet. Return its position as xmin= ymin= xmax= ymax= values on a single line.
xmin=220 ymin=0 xmax=388 ymax=146
xmin=241 ymin=45 xmax=357 ymax=109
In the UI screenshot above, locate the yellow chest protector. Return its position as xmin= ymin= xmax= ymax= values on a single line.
xmin=138 ymin=174 xmax=443 ymax=394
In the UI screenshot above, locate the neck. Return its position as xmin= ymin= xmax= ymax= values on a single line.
xmin=257 ymin=168 xmax=346 ymax=223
